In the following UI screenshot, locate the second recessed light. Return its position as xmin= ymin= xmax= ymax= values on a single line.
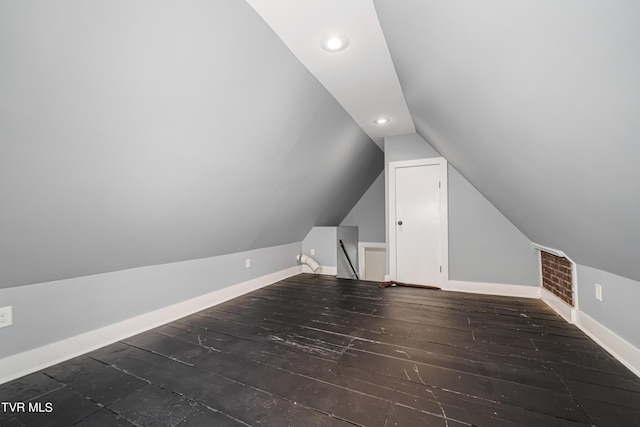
xmin=321 ymin=34 xmax=349 ymax=53
xmin=374 ymin=117 xmax=391 ymax=125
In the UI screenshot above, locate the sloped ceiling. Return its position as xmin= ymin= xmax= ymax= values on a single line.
xmin=374 ymin=0 xmax=640 ymax=281
xmin=247 ymin=0 xmax=640 ymax=282
xmin=3 ymin=1 xmax=638 ymax=288
xmin=245 ymin=0 xmax=415 ymax=147
xmin=0 ymin=0 xmax=382 ymax=288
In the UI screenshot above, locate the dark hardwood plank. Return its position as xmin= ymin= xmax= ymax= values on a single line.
xmin=108 ymin=384 xmax=198 ymax=427
xmin=0 ymin=372 xmax=63 ymax=404
xmin=112 ymin=351 xmax=353 ymax=426
xmin=2 ymin=273 xmax=640 ymax=426
xmin=63 ymin=365 xmax=148 ymax=406
xmin=74 ymin=409 xmax=137 ymax=427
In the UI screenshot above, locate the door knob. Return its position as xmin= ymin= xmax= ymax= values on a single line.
xmin=397 ymin=220 xmax=403 ymax=225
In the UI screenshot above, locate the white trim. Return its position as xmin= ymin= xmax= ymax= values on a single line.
xmin=445 ymin=280 xmax=640 ymax=379
xmin=576 ymin=311 xmax=640 ymax=378
xmin=531 ymin=242 xmax=568 ymax=259
xmin=302 ymin=265 xmax=337 ymax=276
xmin=445 ymin=280 xmax=541 ymax=299
xmin=388 ymin=157 xmax=448 ymax=287
xmin=570 ymin=260 xmax=579 ymax=317
xmin=358 ymin=242 xmax=386 ymax=280
xmin=0 ymin=266 xmax=301 ymax=385
xmin=541 ymin=287 xmax=577 ymax=323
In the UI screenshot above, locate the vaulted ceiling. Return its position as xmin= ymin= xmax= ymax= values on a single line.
xmin=250 ymin=0 xmax=640 ymax=282
xmin=379 ymin=0 xmax=640 ymax=282
xmin=1 ymin=0 xmax=639 ymax=288
xmin=0 ymin=0 xmax=382 ymax=288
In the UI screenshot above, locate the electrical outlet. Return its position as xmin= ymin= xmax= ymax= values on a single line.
xmin=595 ymin=283 xmax=603 ymax=301
xmin=310 ymin=249 xmax=315 ymax=255
xmin=0 ymin=306 xmax=13 ymax=328
xmin=245 ymin=258 xmax=251 ymax=268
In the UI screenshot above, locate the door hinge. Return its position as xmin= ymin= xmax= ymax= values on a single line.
xmin=439 ymin=181 xmax=441 ymax=188
xmin=440 ymin=265 xmax=442 ymax=273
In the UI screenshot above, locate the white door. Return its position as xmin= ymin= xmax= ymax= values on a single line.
xmin=393 ymin=162 xmax=443 ymax=286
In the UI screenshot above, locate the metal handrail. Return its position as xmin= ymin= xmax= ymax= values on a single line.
xmin=338 ymin=239 xmax=359 ymax=280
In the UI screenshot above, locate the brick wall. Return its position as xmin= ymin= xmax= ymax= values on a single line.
xmin=541 ymin=251 xmax=573 ymax=306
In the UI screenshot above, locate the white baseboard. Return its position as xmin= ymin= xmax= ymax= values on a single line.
xmin=541 ymin=287 xmax=576 ymax=323
xmin=446 ymin=280 xmax=639 ymax=379
xmin=446 ymin=280 xmax=541 ymax=299
xmin=575 ymin=311 xmax=640 ymax=378
xmin=0 ymin=265 xmax=301 ymax=385
xmin=539 ymin=288 xmax=639 ymax=379
xmin=302 ymin=265 xmax=337 ymax=276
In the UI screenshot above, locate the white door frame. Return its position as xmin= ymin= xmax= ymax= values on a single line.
xmin=388 ymin=158 xmax=449 ymax=287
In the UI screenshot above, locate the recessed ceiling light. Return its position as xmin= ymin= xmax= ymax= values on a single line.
xmin=321 ymin=34 xmax=349 ymax=53
xmin=374 ymin=117 xmax=391 ymax=125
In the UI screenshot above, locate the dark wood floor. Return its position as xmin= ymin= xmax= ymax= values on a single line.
xmin=2 ymin=274 xmax=640 ymax=426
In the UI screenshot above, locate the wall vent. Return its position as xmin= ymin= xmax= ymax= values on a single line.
xmin=540 ymin=251 xmax=574 ymax=306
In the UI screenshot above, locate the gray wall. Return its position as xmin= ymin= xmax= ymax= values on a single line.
xmin=0 ymin=0 xmax=382 ymax=289
xmin=385 ymin=133 xmax=538 ymax=286
xmin=576 ymin=264 xmax=640 ymax=348
xmin=301 ymin=227 xmax=337 ymax=268
xmin=0 ymin=242 xmax=301 ymax=359
xmin=449 ymin=167 xmax=539 ymax=286
xmin=301 ymin=226 xmax=359 ymax=278
xmin=340 ymin=172 xmax=385 ymax=243
xmin=376 ymin=0 xmax=640 ymax=282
